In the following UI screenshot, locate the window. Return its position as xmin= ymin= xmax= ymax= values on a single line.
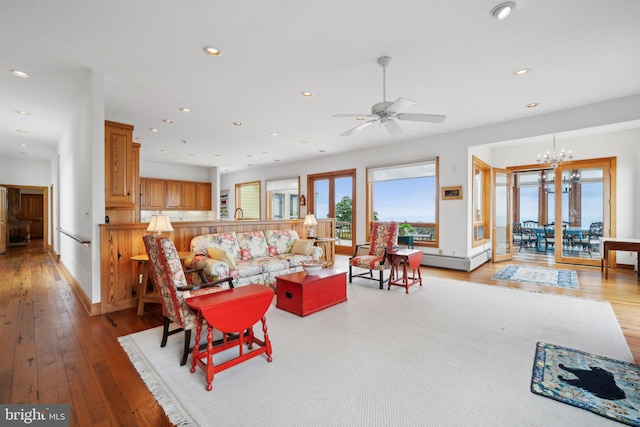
xmin=235 ymin=181 xmax=261 ymax=220
xmin=367 ymin=159 xmax=438 ymax=247
xmin=266 ymin=178 xmax=299 ymax=220
xmin=472 ymin=156 xmax=490 ymax=246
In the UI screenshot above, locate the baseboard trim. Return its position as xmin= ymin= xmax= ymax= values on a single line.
xmin=421 ymin=249 xmax=491 ymax=272
xmin=52 ymin=253 xmax=101 ymax=316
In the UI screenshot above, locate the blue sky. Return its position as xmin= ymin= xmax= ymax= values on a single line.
xmin=315 ymin=177 xmax=436 ymax=222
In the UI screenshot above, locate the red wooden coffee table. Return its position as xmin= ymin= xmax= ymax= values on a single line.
xmin=186 ymin=284 xmax=274 ymax=390
xmin=276 ymin=269 xmax=347 ymax=316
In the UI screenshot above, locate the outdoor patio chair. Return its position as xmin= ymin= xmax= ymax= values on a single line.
xmin=349 ymin=221 xmax=399 ymax=289
xmin=143 ymin=234 xmax=234 ymax=366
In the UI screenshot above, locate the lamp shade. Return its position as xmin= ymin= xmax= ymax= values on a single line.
xmin=304 ymin=214 xmax=318 ymax=227
xmin=147 ymin=214 xmax=174 ymax=234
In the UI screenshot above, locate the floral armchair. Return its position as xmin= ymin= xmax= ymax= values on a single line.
xmin=348 ymin=221 xmax=399 ymax=289
xmin=143 ymin=234 xmax=233 ymax=366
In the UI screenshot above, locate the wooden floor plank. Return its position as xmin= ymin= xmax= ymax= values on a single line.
xmin=0 ymin=240 xmax=638 ymax=427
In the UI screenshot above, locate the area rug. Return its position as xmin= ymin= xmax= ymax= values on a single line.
xmin=531 ymin=342 xmax=640 ymax=426
xmin=492 ymin=264 xmax=579 ymax=289
xmin=118 ymin=278 xmax=631 ymax=426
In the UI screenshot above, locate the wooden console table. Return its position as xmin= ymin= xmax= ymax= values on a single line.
xmin=131 ymin=251 xmax=193 ymax=315
xmin=186 ymin=284 xmax=274 ymax=391
xmin=600 ymin=237 xmax=640 ymax=279
xmin=387 ymin=249 xmax=423 ymax=293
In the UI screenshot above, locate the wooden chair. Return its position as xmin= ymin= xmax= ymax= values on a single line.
xmin=143 ymin=234 xmax=234 ymax=365
xmin=348 ymin=221 xmax=399 ymax=289
xmin=578 ymin=221 xmax=603 ymax=257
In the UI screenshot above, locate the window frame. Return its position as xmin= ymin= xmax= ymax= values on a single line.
xmin=235 ymin=180 xmax=261 ymax=220
xmin=366 ymin=158 xmax=439 ymax=247
xmin=472 ymin=155 xmax=491 ymax=247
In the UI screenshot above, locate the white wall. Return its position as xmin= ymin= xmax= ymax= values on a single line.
xmin=54 ymin=69 xmax=103 ymax=303
xmin=221 ymin=94 xmax=640 ymax=267
xmin=0 ymin=158 xmax=51 ymax=186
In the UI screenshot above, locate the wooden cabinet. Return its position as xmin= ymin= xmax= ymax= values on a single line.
xmin=181 ymin=182 xmax=198 ymax=210
xmin=105 ymin=121 xmax=140 ymax=224
xmin=140 ymin=178 xmax=165 ymax=210
xmin=105 ymin=121 xmax=136 ymax=208
xmin=165 ymin=181 xmax=181 ymax=209
xmin=140 ymin=178 xmax=211 ymax=211
xmin=197 ymin=182 xmax=212 ymax=210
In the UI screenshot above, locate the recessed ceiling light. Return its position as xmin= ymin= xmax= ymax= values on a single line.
xmin=134 ymin=137 xmax=144 ymax=141
xmin=300 ymin=140 xmax=308 ymax=144
xmin=527 ymin=102 xmax=540 ymax=109
xmin=18 ymin=143 xmax=29 ymax=147
xmin=490 ymin=2 xmax=515 ymax=20
xmin=246 ymin=154 xmax=253 ymax=157
xmin=274 ymin=159 xmax=280 ymax=162
xmin=15 ymin=110 xmax=30 ymax=115
xmin=187 ymin=153 xmax=195 ymax=156
xmin=149 ymin=128 xmax=159 ymax=132
xmin=248 ymin=164 xmax=253 ymax=167
xmin=160 ymin=149 xmax=168 ymax=153
xmin=233 ymin=122 xmax=242 ymax=126
xmin=214 ymin=154 xmax=221 ymax=157
xmin=203 ymin=46 xmax=222 ymax=56
xmin=514 ymin=68 xmax=530 ymax=76
xmin=300 ymin=91 xmax=313 ymax=97
xmin=174 ymin=158 xmax=182 ymax=162
xmin=319 ymin=149 xmax=325 ymax=153
xmin=356 ymin=117 xmax=365 ymax=121
xmin=181 ymin=140 xmax=188 ymax=144
xmin=179 ymin=107 xmax=191 ymax=113
xmin=270 ymin=132 xmax=278 ymax=136
xmin=162 ymin=119 xmax=173 ymax=124
xmin=16 ymin=129 xmax=29 ymax=133
xmin=11 ymin=69 xmax=30 ymax=78
xmin=19 ymin=152 xmax=28 ymax=155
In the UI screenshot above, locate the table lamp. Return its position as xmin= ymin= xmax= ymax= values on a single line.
xmin=147 ymin=214 xmax=174 ymax=234
xmin=304 ymin=214 xmax=318 ymax=238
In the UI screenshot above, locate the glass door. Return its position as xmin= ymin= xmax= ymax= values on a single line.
xmin=308 ymin=170 xmax=356 ymax=255
xmin=492 ymin=168 xmax=513 ymax=262
xmin=555 ymin=158 xmax=613 ymax=266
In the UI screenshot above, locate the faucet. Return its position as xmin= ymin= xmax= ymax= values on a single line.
xmin=234 ymin=208 xmax=244 ymax=221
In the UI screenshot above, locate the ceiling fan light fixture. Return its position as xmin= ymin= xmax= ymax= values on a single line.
xmin=490 ymin=2 xmax=515 ymax=20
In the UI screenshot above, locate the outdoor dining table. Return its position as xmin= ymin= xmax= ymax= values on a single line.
xmin=529 ymin=226 xmax=587 ymax=252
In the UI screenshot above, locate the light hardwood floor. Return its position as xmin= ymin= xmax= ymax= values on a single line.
xmin=1 ymin=243 xmax=638 ymax=426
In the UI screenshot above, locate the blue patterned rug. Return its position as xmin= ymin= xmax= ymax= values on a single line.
xmin=491 ymin=264 xmax=579 ymax=289
xmin=531 ymin=342 xmax=640 ymax=426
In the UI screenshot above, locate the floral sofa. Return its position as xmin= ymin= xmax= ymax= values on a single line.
xmin=185 ymin=230 xmax=322 ymax=288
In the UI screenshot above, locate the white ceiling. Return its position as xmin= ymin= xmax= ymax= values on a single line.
xmin=2 ymin=0 xmax=640 ymax=173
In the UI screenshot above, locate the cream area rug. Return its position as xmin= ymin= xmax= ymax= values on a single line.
xmin=118 ymin=277 xmax=632 ymax=427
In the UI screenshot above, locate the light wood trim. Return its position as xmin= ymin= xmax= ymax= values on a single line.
xmin=98 ymin=219 xmax=335 ymax=314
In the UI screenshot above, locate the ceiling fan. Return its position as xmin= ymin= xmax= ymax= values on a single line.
xmin=334 ymin=56 xmax=446 ymax=136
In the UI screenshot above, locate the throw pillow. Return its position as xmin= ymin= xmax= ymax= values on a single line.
xmin=206 ymin=247 xmax=237 ymax=270
xmin=268 ymin=245 xmax=278 ymax=256
xmin=291 ymin=239 xmax=314 ymax=255
xmin=240 ymin=248 xmax=252 ymax=261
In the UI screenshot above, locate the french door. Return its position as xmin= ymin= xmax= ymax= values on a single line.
xmin=307 ymin=169 xmax=356 ymax=255
xmin=492 ymin=168 xmax=513 ymax=262
xmin=554 ymin=158 xmax=614 ymax=266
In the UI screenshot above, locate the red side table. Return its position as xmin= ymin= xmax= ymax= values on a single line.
xmin=387 ymin=249 xmax=423 ymax=294
xmin=186 ymin=284 xmax=274 ymax=390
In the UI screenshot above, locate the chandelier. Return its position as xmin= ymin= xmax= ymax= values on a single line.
xmin=537 ymin=135 xmax=573 ymax=169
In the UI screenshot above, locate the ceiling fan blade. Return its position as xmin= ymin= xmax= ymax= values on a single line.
xmin=396 ymin=113 xmax=446 ymax=124
xmin=333 ymin=113 xmax=376 ymax=118
xmin=384 ymin=119 xmax=404 ymax=136
xmin=340 ymin=119 xmax=377 ymax=136
xmin=386 ymin=98 xmax=415 ymax=113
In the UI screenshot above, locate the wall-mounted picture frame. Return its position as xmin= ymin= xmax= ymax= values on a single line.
xmin=441 ymin=186 xmax=463 ymax=200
